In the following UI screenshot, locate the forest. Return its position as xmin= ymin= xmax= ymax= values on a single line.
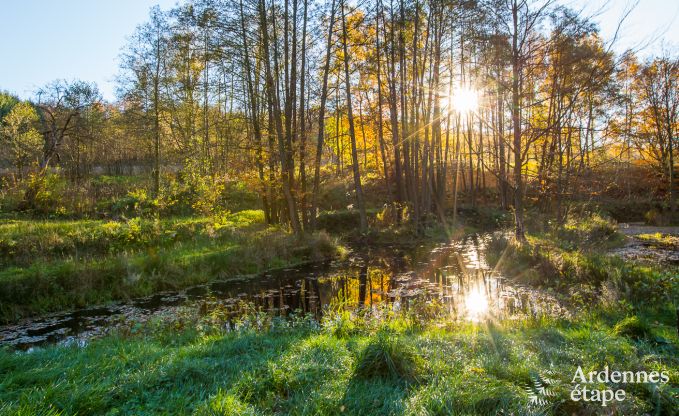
xmin=0 ymin=0 xmax=678 ymax=414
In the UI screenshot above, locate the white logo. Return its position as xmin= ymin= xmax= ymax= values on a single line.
xmin=570 ymin=366 xmax=670 ymax=407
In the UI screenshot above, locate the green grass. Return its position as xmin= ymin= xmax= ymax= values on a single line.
xmin=486 ymin=215 xmax=678 ymax=311
xmin=637 ymin=232 xmax=679 ymax=247
xmin=0 ymin=305 xmax=676 ymax=415
xmin=0 ymin=210 xmax=266 ymax=266
xmin=0 ymin=211 xmax=341 ymax=322
xmin=1 ymin=213 xmax=677 ymax=415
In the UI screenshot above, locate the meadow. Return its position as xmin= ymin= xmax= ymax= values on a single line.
xmin=1 ymin=216 xmax=677 ymax=415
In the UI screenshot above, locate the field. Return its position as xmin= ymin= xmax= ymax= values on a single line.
xmin=1 ymin=220 xmax=677 ymax=415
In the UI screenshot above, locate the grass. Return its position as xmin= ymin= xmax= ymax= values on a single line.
xmin=612 ymin=316 xmax=654 ymax=340
xmin=485 ymin=214 xmax=678 ymax=310
xmin=637 ymin=232 xmax=679 ymax=247
xmin=353 ymin=329 xmax=423 ymax=383
xmin=0 ymin=211 xmax=341 ymax=322
xmin=0 ymin=210 xmax=266 ymax=266
xmin=0 ymin=304 xmax=676 ymax=415
xmin=1 ymin=212 xmax=677 ymax=415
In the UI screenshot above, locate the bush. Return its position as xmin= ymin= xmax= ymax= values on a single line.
xmin=457 ymin=206 xmax=511 ymax=229
xmin=306 ymin=231 xmax=341 ymax=260
xmin=110 ymin=189 xmax=157 ymax=218
xmin=375 ymin=203 xmax=410 ymax=228
xmin=316 ymin=209 xmax=377 ymax=233
xmin=644 ymin=208 xmax=674 ymax=226
xmin=155 ymin=172 xmax=262 ymax=217
xmin=484 ymin=233 xmax=509 ymax=268
xmin=221 ymin=180 xmax=262 ymax=212
xmin=601 ymin=199 xmax=656 ymax=222
xmin=21 ymin=172 xmax=70 ymax=215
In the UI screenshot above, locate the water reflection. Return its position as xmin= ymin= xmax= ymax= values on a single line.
xmin=0 ymin=233 xmax=565 ymax=350
xmin=464 ymin=288 xmax=489 ymax=321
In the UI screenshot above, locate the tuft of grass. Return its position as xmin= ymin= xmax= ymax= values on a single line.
xmin=613 ymin=316 xmax=653 ymax=340
xmin=353 ymin=329 xmax=423 ymax=383
xmin=194 ymin=390 xmax=257 ymax=416
xmin=0 ymin=404 xmax=68 ymax=416
xmin=552 ymin=213 xmax=623 ymax=250
xmin=637 ymin=232 xmax=679 ymax=247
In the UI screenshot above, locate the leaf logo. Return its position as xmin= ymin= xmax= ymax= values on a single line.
xmin=524 ymin=370 xmax=560 ymax=414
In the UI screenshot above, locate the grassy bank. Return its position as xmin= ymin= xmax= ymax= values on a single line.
xmin=1 ymin=214 xmax=677 ymax=415
xmin=0 ymin=301 xmax=676 ymax=415
xmin=0 ymin=211 xmax=340 ymax=322
xmin=486 ymin=214 xmax=678 ymax=310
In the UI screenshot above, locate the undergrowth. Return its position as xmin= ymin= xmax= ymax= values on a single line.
xmin=0 ymin=211 xmax=341 ymax=322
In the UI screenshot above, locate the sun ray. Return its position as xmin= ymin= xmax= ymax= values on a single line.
xmin=450 ymin=87 xmax=479 ymax=113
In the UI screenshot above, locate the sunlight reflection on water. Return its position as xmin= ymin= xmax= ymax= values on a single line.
xmin=464 ymin=287 xmax=489 ymax=321
xmin=0 ymin=232 xmax=568 ymax=350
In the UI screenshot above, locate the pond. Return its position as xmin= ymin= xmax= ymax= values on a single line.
xmin=0 ymin=232 xmax=565 ymax=350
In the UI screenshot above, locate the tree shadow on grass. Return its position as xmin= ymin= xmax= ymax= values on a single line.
xmin=0 ymin=330 xmax=310 ymax=415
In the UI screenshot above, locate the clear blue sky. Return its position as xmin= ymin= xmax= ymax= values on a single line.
xmin=0 ymin=0 xmax=677 ymax=102
xmin=567 ymin=0 xmax=679 ymax=55
xmin=0 ymin=0 xmax=176 ymax=101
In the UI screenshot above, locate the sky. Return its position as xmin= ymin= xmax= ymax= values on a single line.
xmin=0 ymin=0 xmax=177 ymax=101
xmin=567 ymin=0 xmax=679 ymax=54
xmin=0 ymin=0 xmax=678 ymax=102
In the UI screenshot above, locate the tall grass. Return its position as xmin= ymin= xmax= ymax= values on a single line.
xmin=0 ymin=211 xmax=341 ymax=322
xmin=0 ymin=301 xmax=676 ymax=415
xmin=485 ymin=214 xmax=678 ymax=311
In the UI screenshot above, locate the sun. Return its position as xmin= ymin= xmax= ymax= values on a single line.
xmin=464 ymin=287 xmax=489 ymax=320
xmin=451 ymin=87 xmax=479 ymax=113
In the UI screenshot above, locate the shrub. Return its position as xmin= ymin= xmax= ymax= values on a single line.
xmin=304 ymin=231 xmax=341 ymax=260
xmin=22 ymin=172 xmax=69 ymax=215
xmin=601 ymin=199 xmax=656 ymax=222
xmin=111 ymin=189 xmax=157 ymax=218
xmin=375 ymin=202 xmax=410 ymax=228
xmin=457 ymin=206 xmax=511 ymax=229
xmin=316 ymin=209 xmax=366 ymax=233
xmin=644 ymin=208 xmax=673 ymax=226
xmin=557 ymin=213 xmax=618 ymax=247
xmin=221 ymin=180 xmax=262 ymax=212
xmin=484 ymin=233 xmax=510 ymax=268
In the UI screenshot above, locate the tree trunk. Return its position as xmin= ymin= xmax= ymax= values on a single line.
xmin=341 ymin=0 xmax=368 ymax=233
xmin=511 ymin=0 xmax=526 ymax=242
xmin=258 ymin=0 xmax=301 ymax=234
xmin=310 ymin=0 xmax=337 ymax=229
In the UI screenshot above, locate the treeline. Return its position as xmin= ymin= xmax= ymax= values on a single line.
xmin=0 ymin=0 xmax=677 ymax=236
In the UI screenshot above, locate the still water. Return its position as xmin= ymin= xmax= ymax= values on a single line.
xmin=0 ymin=233 xmax=564 ymax=350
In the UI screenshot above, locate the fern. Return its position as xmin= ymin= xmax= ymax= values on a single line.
xmin=523 ymin=370 xmax=560 ymax=415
